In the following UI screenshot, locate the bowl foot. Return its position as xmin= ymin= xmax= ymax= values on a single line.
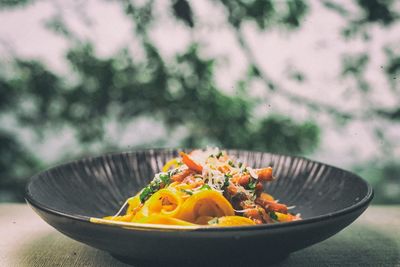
xmin=111 ymin=253 xmax=289 ymax=266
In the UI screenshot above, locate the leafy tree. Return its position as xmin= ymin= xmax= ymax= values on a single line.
xmin=0 ymin=0 xmax=399 ymax=203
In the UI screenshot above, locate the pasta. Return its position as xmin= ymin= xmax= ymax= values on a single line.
xmin=104 ymin=148 xmax=301 ymax=227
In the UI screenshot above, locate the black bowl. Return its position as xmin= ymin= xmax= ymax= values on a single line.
xmin=25 ymin=149 xmax=373 ymax=265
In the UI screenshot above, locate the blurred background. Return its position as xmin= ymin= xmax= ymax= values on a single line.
xmin=0 ymin=0 xmax=399 ymax=204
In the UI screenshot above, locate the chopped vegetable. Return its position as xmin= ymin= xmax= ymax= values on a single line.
xmin=180 ymin=189 xmax=193 ymax=195
xmin=200 ymin=184 xmax=211 ymax=190
xmin=159 ymin=173 xmax=171 ymax=185
xmin=247 ymin=179 xmax=257 ymax=190
xmin=269 ymin=211 xmax=278 ymax=221
xmin=140 ymin=185 xmax=156 ymax=203
xmin=180 ymin=152 xmax=203 ymax=172
xmin=223 ymin=174 xmax=231 ymax=188
xmin=256 ymin=167 xmax=274 ymax=181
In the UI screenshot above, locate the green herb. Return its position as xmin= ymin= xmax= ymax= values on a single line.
xmin=209 ymin=154 xmax=215 ymax=158
xmin=228 ymin=160 xmax=235 ymax=167
xmin=139 ymin=185 xmax=157 ymax=203
xmin=139 ymin=173 xmax=170 ymax=203
xmin=223 ymin=173 xmax=231 ymax=188
xmin=216 ymin=151 xmax=223 ymax=159
xmin=247 ymin=179 xmax=257 ymax=190
xmin=238 ymin=162 xmax=243 ymax=168
xmin=208 ymin=217 xmax=219 ymax=225
xmin=150 ymin=182 xmax=159 ymax=191
xmin=159 ymin=173 xmax=171 ymax=185
xmin=200 ymin=184 xmax=211 ymax=190
xmin=180 ymin=189 xmax=193 ymax=195
xmin=269 ymin=211 xmax=278 ymax=221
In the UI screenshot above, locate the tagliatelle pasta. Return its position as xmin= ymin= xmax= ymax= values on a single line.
xmin=104 ymin=148 xmax=301 ymax=227
xmin=177 ymin=190 xmax=235 ymax=223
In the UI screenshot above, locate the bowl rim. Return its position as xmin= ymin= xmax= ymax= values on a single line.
xmin=25 ymin=148 xmax=374 ymax=232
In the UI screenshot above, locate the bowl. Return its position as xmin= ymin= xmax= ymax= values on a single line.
xmin=25 ymin=149 xmax=373 ymax=265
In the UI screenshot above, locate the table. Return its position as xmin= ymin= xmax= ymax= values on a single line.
xmin=1 ymin=204 xmax=399 ymax=266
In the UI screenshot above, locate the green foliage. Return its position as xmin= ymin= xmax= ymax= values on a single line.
xmin=341 ymin=53 xmax=369 ymax=77
xmin=354 ymin=162 xmax=400 ymax=204
xmin=0 ymin=0 xmax=32 ymax=9
xmin=325 ymin=0 xmax=400 ymax=39
xmin=341 ymin=53 xmax=370 ymax=92
xmin=0 ymin=0 xmax=399 ymax=204
xmin=249 ymin=116 xmax=319 ymax=155
xmin=172 ymin=0 xmax=194 ymax=27
xmin=321 ymin=0 xmax=349 ymax=17
xmin=357 ymin=0 xmax=399 ymax=25
xmin=0 ymin=37 xmax=319 ymax=201
xmin=0 ymin=130 xmax=41 ymax=202
xmin=216 ymin=0 xmax=309 ymax=29
xmin=384 ymin=46 xmax=400 ymax=92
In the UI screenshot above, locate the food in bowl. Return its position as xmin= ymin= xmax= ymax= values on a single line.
xmin=103 ymin=148 xmax=301 ymax=227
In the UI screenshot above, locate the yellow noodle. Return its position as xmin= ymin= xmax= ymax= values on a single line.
xmin=176 ymin=190 xmax=234 ymax=223
xmin=162 ymin=158 xmax=179 ymax=172
xmin=137 ymin=214 xmax=195 ymax=226
xmin=126 ymin=195 xmax=141 ymax=215
xmin=132 ymin=188 xmax=183 ymax=221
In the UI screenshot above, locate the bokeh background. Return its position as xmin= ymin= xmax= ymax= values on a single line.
xmin=0 ymin=0 xmax=399 ymax=203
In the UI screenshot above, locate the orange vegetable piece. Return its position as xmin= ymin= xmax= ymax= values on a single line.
xmin=259 ymin=192 xmax=274 ymax=201
xmin=255 ymin=198 xmax=288 ymax=214
xmin=275 ymin=212 xmax=300 ymax=222
xmin=217 ymin=165 xmax=230 ymax=174
xmin=172 ymin=169 xmax=192 ymax=182
xmin=255 ymin=182 xmax=263 ymax=194
xmin=227 ymin=184 xmax=238 ymax=195
xmin=244 ymin=208 xmax=260 ymax=218
xmin=238 ymin=174 xmax=250 ymax=187
xmin=256 ymin=167 xmax=274 ymax=181
xmin=215 ymin=216 xmax=256 ymax=226
xmin=180 ymin=152 xmax=203 ymax=173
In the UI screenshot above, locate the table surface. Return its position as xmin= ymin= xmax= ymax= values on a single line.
xmin=0 ymin=204 xmax=399 ymax=267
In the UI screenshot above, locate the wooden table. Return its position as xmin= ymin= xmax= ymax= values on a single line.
xmin=1 ymin=204 xmax=399 ymax=266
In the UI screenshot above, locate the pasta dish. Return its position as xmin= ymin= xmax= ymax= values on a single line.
xmin=103 ymin=148 xmax=300 ymax=227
